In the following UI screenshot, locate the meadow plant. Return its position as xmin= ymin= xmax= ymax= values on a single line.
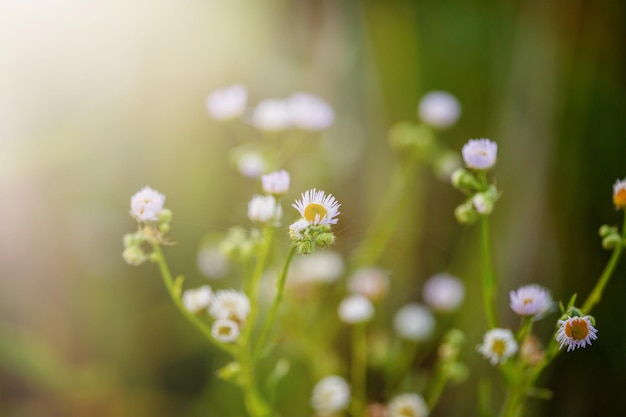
xmin=122 ymin=87 xmax=626 ymax=417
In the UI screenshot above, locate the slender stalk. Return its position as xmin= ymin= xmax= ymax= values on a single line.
xmin=237 ymin=344 xmax=272 ymax=417
xmin=581 ymin=210 xmax=626 ymax=312
xmin=351 ymin=323 xmax=368 ymax=417
xmin=480 ymin=214 xmax=499 ymax=329
xmin=254 ymin=246 xmax=297 ymax=359
xmin=151 ymin=242 xmax=233 ymax=354
xmin=426 ymin=363 xmax=447 ymax=410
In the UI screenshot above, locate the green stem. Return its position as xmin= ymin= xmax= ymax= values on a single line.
xmin=254 ymin=246 xmax=297 ymax=359
xmin=499 ymin=388 xmax=525 ymax=417
xmin=480 ymin=214 xmax=499 ymax=329
xmin=426 ymin=363 xmax=447 ymax=410
xmin=351 ymin=323 xmax=368 ymax=417
xmin=237 ymin=345 xmax=271 ymax=417
xmin=581 ymin=211 xmax=626 ymax=312
xmin=151 ymin=242 xmax=234 ymax=354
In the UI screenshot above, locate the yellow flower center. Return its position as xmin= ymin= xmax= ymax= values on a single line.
xmin=523 ymin=297 xmax=533 ymax=306
xmin=304 ymin=203 xmax=327 ymax=222
xmin=565 ymin=318 xmax=589 ymax=340
xmin=397 ymin=405 xmax=417 ymax=417
xmin=614 ymin=188 xmax=626 ymax=208
xmin=492 ymin=339 xmax=506 ymax=357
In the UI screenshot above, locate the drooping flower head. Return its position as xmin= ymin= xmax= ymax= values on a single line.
xmin=418 ymin=90 xmax=461 ymax=129
xmin=509 ymin=284 xmax=554 ymax=318
xmin=613 ymin=178 xmax=626 ymax=209
xmin=130 ymin=186 xmax=166 ymax=222
xmin=262 ymin=169 xmax=290 ymax=196
xmin=556 ymin=315 xmax=598 ymax=352
xmin=393 ymin=303 xmax=435 ymax=341
xmin=477 ymin=328 xmax=518 ymax=365
xmin=310 ymin=375 xmax=351 ymax=415
xmin=462 ymin=138 xmax=498 ymax=170
xmin=205 ymin=84 xmax=248 ymax=120
xmin=387 ymin=393 xmax=429 ymax=417
xmin=292 ymin=189 xmax=340 ymax=226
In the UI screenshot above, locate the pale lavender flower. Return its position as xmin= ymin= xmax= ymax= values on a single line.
xmin=509 ymin=284 xmax=554 ymax=318
xmin=462 ymin=138 xmax=497 ymax=170
xmin=287 ymin=92 xmax=334 ymax=131
xmin=251 ymin=98 xmax=291 ymax=131
xmin=418 ymin=90 xmax=461 ymax=129
xmin=248 ymin=194 xmax=282 ymax=224
xmin=262 ymin=170 xmax=290 ymax=196
xmin=338 ymin=294 xmax=374 ymax=324
xmin=423 ymin=273 xmax=465 ymax=312
xmin=393 ymin=303 xmax=435 ymax=341
xmin=206 ymin=84 xmax=248 ymax=120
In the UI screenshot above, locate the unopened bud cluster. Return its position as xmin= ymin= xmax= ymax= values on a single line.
xmin=436 ymin=329 xmax=469 ymax=383
xmin=599 ymin=224 xmax=622 ymax=250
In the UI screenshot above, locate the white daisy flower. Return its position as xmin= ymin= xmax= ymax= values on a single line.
xmin=388 ymin=392 xmax=429 ymax=417
xmin=287 ymin=92 xmax=334 ymax=131
xmin=182 ymin=285 xmax=214 ymax=314
xmin=292 ymin=189 xmax=340 ymax=226
xmin=423 ymin=273 xmax=465 ymax=312
xmin=310 ymin=375 xmax=351 ymax=415
xmin=347 ymin=268 xmax=390 ymax=302
xmin=262 ymin=169 xmax=290 ymax=196
xmin=418 ymin=90 xmax=461 ymax=129
xmin=209 ymin=289 xmax=250 ymax=323
xmin=338 ymin=294 xmax=374 ymax=324
xmin=251 ymin=98 xmax=292 ymax=131
xmin=613 ymin=177 xmax=626 ymax=209
xmin=509 ymin=284 xmax=554 ymax=318
xmin=556 ymin=315 xmax=598 ymax=352
xmin=211 ymin=319 xmax=240 ymax=343
xmin=247 ymin=195 xmax=282 ymax=225
xmin=477 ymin=328 xmax=518 ymax=365
xmin=393 ymin=303 xmax=435 ymax=341
xmin=130 ymin=186 xmax=166 ymax=222
xmin=205 ymin=84 xmax=248 ymax=120
xmin=462 ymin=138 xmax=498 ymax=170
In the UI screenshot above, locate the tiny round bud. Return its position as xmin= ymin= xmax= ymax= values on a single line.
xmin=451 ymin=168 xmax=480 ymax=192
xmin=454 ymin=201 xmax=479 ymax=224
xmin=158 ymin=208 xmax=173 ymax=224
xmin=123 ymin=246 xmax=147 ymax=266
xmin=602 ymin=234 xmax=621 ymax=250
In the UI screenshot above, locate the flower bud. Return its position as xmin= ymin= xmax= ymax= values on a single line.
xmin=451 ymin=168 xmax=481 ymax=192
xmin=454 ymin=201 xmax=478 ymax=224
xmin=443 ymin=362 xmax=469 ymax=383
xmin=123 ymin=246 xmax=147 ymax=266
xmin=159 ymin=223 xmax=170 ymax=235
xmin=602 ymin=234 xmax=621 ymax=249
xmin=472 ymin=192 xmax=495 ymax=215
xmin=158 ymin=208 xmax=173 ymax=224
xmin=598 ymin=224 xmax=615 ymax=237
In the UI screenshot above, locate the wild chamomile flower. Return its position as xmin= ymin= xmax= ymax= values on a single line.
xmin=130 ymin=186 xmax=166 ymax=222
xmin=393 ymin=303 xmax=435 ymax=341
xmin=418 ymin=90 xmax=461 ymax=129
xmin=182 ymin=286 xmax=214 ymax=314
xmin=310 ymin=375 xmax=351 ymax=415
xmin=423 ymin=273 xmax=465 ymax=312
xmin=287 ymin=92 xmax=334 ymax=131
xmin=292 ymin=189 xmax=340 ymax=226
xmin=338 ymin=294 xmax=375 ymax=324
xmin=209 ymin=289 xmax=250 ymax=323
xmin=261 ymin=169 xmax=290 ymax=196
xmin=613 ymin=178 xmax=626 ymax=209
xmin=477 ymin=328 xmax=518 ymax=365
xmin=556 ymin=315 xmax=598 ymax=352
xmin=388 ymin=393 xmax=429 ymax=417
xmin=211 ymin=319 xmax=240 ymax=343
xmin=509 ymin=284 xmax=554 ymax=318
xmin=248 ymin=195 xmax=282 ymax=225
xmin=462 ymin=138 xmax=498 ymax=170
xmin=205 ymin=84 xmax=248 ymax=120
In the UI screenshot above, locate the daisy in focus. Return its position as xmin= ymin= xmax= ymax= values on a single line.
xmin=289 ymin=189 xmax=341 ymax=254
xmin=462 ymin=138 xmax=498 ymax=170
xmin=477 ymin=328 xmax=518 ymax=365
xmin=292 ymin=189 xmax=340 ymax=226
xmin=509 ymin=284 xmax=554 ymax=319
xmin=556 ymin=315 xmax=598 ymax=352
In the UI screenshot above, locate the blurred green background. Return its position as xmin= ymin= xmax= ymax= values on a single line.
xmin=1 ymin=1 xmax=625 ymax=416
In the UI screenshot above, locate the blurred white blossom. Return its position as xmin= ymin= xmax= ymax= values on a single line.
xmin=418 ymin=90 xmax=461 ymax=129
xmin=287 ymin=92 xmax=334 ymax=131
xmin=206 ymin=84 xmax=248 ymax=120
